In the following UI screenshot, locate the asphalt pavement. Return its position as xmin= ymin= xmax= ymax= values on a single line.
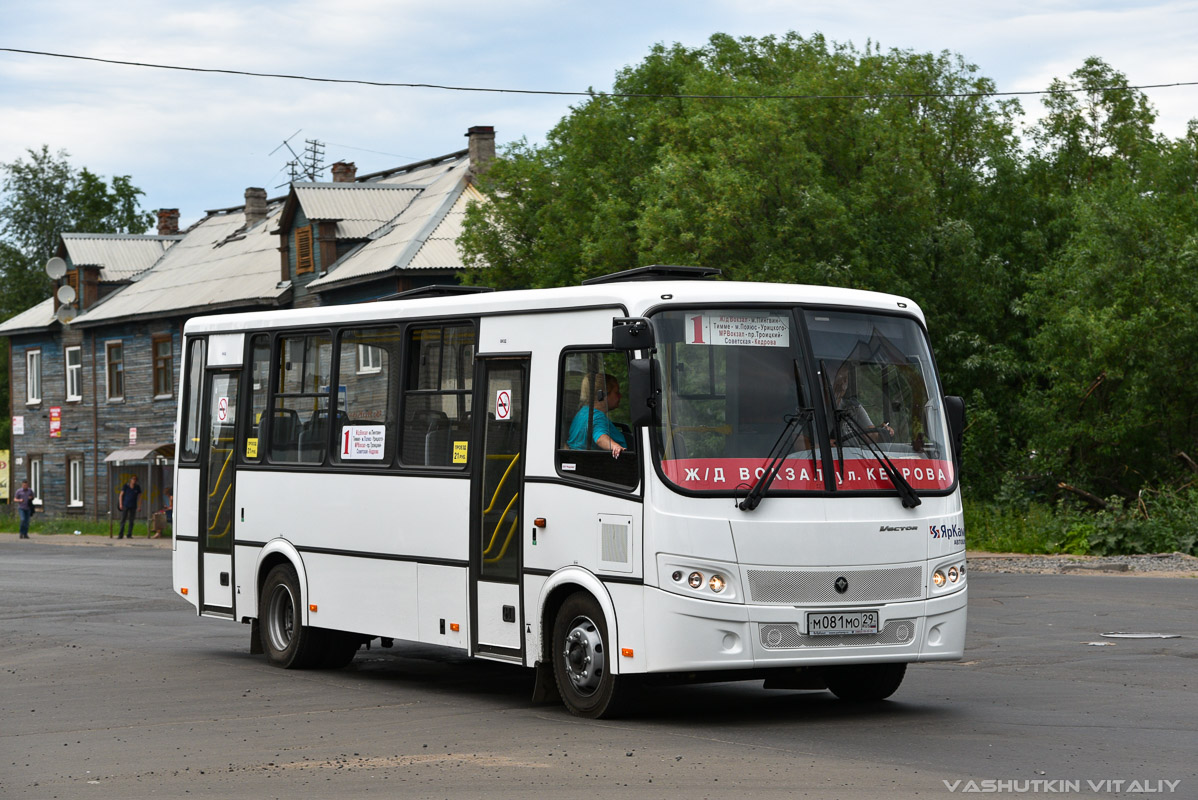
xmin=1 ymin=535 xmax=1195 ymax=799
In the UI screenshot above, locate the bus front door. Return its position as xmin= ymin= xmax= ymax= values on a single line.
xmin=470 ymin=358 xmax=529 ymax=659
xmin=199 ymin=368 xmax=239 ymax=615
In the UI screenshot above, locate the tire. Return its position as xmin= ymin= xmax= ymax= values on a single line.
xmin=258 ymin=564 xmax=324 ymax=669
xmin=822 ymin=662 xmax=907 ymax=702
xmin=551 ymin=592 xmax=627 ymax=718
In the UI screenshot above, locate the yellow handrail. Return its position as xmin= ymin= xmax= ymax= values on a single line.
xmin=207 ymin=447 xmax=234 ymax=500
xmin=207 ymin=481 xmax=233 ymax=537
xmin=482 ymin=492 xmax=518 ymax=556
xmin=481 ymin=453 xmax=519 ymax=514
xmin=483 ymin=511 xmax=520 ymax=564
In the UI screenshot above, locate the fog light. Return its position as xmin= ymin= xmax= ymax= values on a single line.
xmin=672 ymin=570 xmax=683 ymax=582
xmin=948 ymin=566 xmax=959 ymax=583
xmin=709 ymin=574 xmax=726 ymax=593
xmin=688 ymin=571 xmax=704 ymax=589
xmin=933 ymin=569 xmax=946 ymax=587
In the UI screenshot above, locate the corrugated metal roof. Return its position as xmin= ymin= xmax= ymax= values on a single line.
xmin=292 ymin=184 xmax=420 ymax=224
xmin=0 ymin=297 xmax=55 ymax=335
xmin=407 ymin=190 xmax=473 ymax=270
xmin=61 ymin=233 xmax=179 ymax=280
xmin=308 ymin=167 xmax=477 ymax=288
xmin=71 ymin=207 xmax=289 ymax=326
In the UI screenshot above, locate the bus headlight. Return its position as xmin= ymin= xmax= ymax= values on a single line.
xmin=658 ymin=555 xmax=742 ymax=603
xmin=948 ymin=566 xmax=959 ymax=583
xmin=933 ymin=569 xmax=946 ymax=587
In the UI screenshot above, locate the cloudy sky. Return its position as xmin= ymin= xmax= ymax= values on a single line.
xmin=2 ymin=1 xmax=1196 ymax=227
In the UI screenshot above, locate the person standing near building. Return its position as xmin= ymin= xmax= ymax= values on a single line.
xmin=15 ymin=479 xmax=35 ymax=539
xmin=117 ymin=475 xmax=142 ymax=539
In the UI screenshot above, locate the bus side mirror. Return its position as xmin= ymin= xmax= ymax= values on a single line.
xmin=627 ymin=358 xmax=661 ymax=428
xmin=944 ymin=395 xmax=965 ymax=465
xmin=612 ymin=317 xmax=655 ymax=351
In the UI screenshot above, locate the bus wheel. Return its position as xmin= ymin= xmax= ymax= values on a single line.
xmin=823 ymin=663 xmax=907 ymax=702
xmin=259 ymin=564 xmax=323 ymax=669
xmin=551 ymin=593 xmax=625 ymax=718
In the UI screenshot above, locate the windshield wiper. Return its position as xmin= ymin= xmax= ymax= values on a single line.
xmin=816 ymin=359 xmax=920 ymax=509
xmin=835 ymin=410 xmax=922 ymax=509
xmin=738 ymin=406 xmax=814 ymax=512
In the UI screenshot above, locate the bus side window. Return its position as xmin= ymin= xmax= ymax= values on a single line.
xmin=180 ymin=338 xmax=206 ymax=463
xmin=401 ymin=324 xmax=475 ymax=468
xmin=244 ymin=334 xmax=270 ymax=462
xmin=333 ymin=328 xmax=401 ymax=465
xmin=555 ymin=349 xmax=638 ymax=490
xmin=269 ymin=333 xmax=332 ymax=465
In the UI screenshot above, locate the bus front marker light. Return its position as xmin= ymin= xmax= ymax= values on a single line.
xmin=309 ymin=604 xmax=318 ymax=612
xmin=948 ymin=566 xmax=959 ymax=583
xmin=688 ymin=572 xmax=704 ymax=589
xmin=933 ymin=570 xmax=946 ymax=587
xmin=709 ymin=574 xmax=726 ymax=593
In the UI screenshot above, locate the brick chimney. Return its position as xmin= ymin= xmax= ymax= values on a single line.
xmin=157 ymin=209 xmax=179 ymax=236
xmin=331 ymin=161 xmax=357 ymax=183
xmin=244 ymin=187 xmax=268 ymax=228
xmin=466 ymin=126 xmax=496 ymax=183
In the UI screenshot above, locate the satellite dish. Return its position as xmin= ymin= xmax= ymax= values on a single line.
xmin=45 ymin=257 xmax=67 ymax=279
xmin=55 ymin=304 xmax=77 ymax=324
xmin=57 ymin=284 xmax=77 ymax=304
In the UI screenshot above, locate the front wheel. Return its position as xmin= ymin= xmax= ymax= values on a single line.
xmin=259 ymin=564 xmax=324 ymax=669
xmin=551 ymin=593 xmax=627 ymax=718
xmin=822 ymin=662 xmax=907 ymax=702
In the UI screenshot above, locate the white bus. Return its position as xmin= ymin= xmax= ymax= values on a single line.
xmin=172 ymin=266 xmax=966 ymax=718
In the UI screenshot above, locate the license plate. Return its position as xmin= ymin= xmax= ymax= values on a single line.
xmin=806 ymin=610 xmax=879 ymax=636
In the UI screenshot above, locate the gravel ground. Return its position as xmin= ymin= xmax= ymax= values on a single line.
xmin=967 ymin=550 xmax=1198 ymax=577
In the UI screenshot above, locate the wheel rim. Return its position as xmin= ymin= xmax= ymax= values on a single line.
xmin=266 ymin=582 xmax=296 ymax=652
xmin=561 ymin=614 xmax=605 ymax=696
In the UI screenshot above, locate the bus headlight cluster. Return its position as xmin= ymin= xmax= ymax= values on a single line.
xmin=932 ymin=561 xmax=966 ymax=590
xmin=660 ymin=556 xmax=740 ymax=602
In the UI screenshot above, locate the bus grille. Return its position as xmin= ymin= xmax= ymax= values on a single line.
xmin=759 ymin=619 xmax=917 ymax=648
xmin=745 ymin=566 xmax=924 ymax=605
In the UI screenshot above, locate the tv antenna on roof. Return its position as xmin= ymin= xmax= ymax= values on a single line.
xmin=271 ymin=130 xmax=326 ymax=183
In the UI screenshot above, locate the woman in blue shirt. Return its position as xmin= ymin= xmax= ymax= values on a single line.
xmin=567 ymin=373 xmax=626 ymax=458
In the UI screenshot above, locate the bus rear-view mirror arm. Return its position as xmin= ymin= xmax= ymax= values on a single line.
xmin=944 ymin=395 xmax=965 ymax=469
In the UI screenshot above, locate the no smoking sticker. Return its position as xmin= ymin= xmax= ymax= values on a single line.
xmin=495 ymin=389 xmax=512 ymax=421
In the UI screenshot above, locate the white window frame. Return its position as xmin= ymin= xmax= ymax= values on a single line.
xmin=66 ymin=346 xmax=83 ymax=402
xmin=68 ymin=457 xmax=84 ymax=507
xmin=30 ymin=457 xmax=43 ymax=506
xmin=357 ymin=343 xmax=383 ymax=374
xmin=106 ymin=341 xmax=125 ymax=401
xmin=26 ymin=349 xmax=42 ymax=404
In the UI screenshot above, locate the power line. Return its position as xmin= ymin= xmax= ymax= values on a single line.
xmin=2 ymin=46 xmax=1197 ymax=101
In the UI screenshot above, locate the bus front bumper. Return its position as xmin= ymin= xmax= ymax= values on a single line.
xmin=640 ymin=585 xmax=967 ymax=674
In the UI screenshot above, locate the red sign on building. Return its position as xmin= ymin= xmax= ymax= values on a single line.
xmin=49 ymin=406 xmax=62 ymax=438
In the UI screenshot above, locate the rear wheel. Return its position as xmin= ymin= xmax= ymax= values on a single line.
xmin=551 ymin=593 xmax=627 ymax=718
xmin=823 ymin=662 xmax=907 ymax=702
xmin=259 ymin=564 xmax=324 ymax=669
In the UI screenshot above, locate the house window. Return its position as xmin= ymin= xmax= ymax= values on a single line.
xmin=26 ymin=349 xmax=42 ymax=404
xmin=153 ymin=336 xmax=173 ymax=397
xmin=68 ymin=457 xmax=84 ymax=507
xmin=30 ymin=457 xmax=43 ymax=505
xmin=295 ymin=225 xmax=315 ymax=274
xmin=66 ymin=346 xmax=83 ymax=401
xmin=106 ymin=341 xmax=125 ymax=400
xmin=357 ymin=343 xmax=383 ymax=374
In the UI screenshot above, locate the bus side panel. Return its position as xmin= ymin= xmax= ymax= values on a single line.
xmin=417 ymin=564 xmax=468 ymax=649
xmin=235 ymin=471 xmax=469 ymax=563
xmin=304 ymin=553 xmax=419 ymax=641
xmin=172 ymin=467 xmax=202 ymax=610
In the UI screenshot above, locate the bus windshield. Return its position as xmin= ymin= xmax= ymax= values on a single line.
xmin=654 ymin=307 xmax=955 ymax=496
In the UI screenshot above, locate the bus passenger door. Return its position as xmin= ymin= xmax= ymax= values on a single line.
xmin=199 ymin=368 xmax=239 ymax=615
xmin=470 ymin=357 xmax=529 ymax=659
